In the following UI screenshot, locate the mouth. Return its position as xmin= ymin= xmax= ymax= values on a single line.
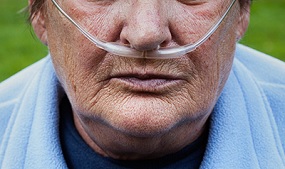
xmin=110 ymin=73 xmax=184 ymax=93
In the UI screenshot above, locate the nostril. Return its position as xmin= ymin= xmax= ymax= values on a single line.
xmin=160 ymin=39 xmax=170 ymax=48
xmin=121 ymin=38 xmax=131 ymax=46
xmin=130 ymin=41 xmax=164 ymax=52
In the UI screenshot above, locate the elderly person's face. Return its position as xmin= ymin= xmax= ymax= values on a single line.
xmin=32 ymin=0 xmax=249 ymax=159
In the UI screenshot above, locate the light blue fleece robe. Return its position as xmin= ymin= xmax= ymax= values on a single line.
xmin=0 ymin=44 xmax=285 ymax=168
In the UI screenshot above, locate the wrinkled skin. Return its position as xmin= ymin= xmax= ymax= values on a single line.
xmin=31 ymin=0 xmax=250 ymax=160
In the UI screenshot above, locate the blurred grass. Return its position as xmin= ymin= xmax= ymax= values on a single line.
xmin=240 ymin=0 xmax=285 ymax=61
xmin=0 ymin=0 xmax=47 ymax=82
xmin=1 ymin=0 xmax=285 ymax=82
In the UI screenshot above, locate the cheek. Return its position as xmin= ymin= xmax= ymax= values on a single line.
xmin=46 ymin=20 xmax=112 ymax=112
xmin=54 ymin=52 xmax=115 ymax=114
xmin=184 ymin=21 xmax=237 ymax=107
xmin=46 ymin=1 xmax=125 ymax=97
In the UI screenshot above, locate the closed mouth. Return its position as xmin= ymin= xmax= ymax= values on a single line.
xmin=110 ymin=73 xmax=184 ymax=93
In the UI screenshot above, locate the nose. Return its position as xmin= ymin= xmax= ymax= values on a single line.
xmin=120 ymin=1 xmax=171 ymax=51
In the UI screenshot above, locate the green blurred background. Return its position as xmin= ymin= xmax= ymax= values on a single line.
xmin=1 ymin=0 xmax=285 ymax=82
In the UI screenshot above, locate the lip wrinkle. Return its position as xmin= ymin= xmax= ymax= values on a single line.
xmin=111 ymin=73 xmax=181 ymax=80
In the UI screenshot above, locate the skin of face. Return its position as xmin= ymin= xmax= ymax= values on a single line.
xmin=30 ymin=0 xmax=250 ymax=160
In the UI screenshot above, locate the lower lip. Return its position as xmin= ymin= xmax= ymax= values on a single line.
xmin=111 ymin=77 xmax=182 ymax=92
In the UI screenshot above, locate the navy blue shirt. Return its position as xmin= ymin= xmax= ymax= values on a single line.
xmin=59 ymin=96 xmax=208 ymax=169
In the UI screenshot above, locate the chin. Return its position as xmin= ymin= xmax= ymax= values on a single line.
xmin=110 ymin=115 xmax=178 ymax=138
xmin=91 ymin=97 xmax=192 ymax=138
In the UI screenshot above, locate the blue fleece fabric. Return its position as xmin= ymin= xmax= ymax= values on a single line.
xmin=0 ymin=44 xmax=285 ymax=168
